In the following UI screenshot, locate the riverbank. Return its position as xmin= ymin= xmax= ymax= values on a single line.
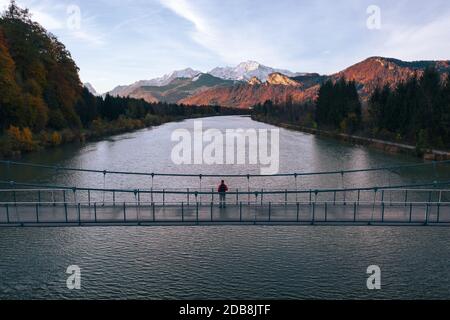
xmin=0 ymin=112 xmax=244 ymax=159
xmin=252 ymin=116 xmax=450 ymax=161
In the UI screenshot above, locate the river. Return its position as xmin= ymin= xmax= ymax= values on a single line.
xmin=0 ymin=116 xmax=449 ymax=299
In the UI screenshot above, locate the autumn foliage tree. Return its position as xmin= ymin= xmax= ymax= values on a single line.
xmin=0 ymin=1 xmax=83 ymax=132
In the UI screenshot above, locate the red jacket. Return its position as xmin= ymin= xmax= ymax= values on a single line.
xmin=218 ymin=184 xmax=228 ymax=193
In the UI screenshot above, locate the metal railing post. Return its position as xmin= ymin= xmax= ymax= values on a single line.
xmin=152 ymin=202 xmax=156 ymax=222
xmin=437 ymin=203 xmax=441 ymax=223
xmin=404 ymin=190 xmax=408 ymax=207
xmin=239 ymin=202 xmax=242 ymax=222
xmin=269 ymin=202 xmax=272 ymax=222
xmin=78 ymin=203 xmax=81 ymax=225
xmin=6 ymin=204 xmax=10 ymax=224
xmin=196 ymin=201 xmax=199 ymax=224
xmin=312 ymin=202 xmax=315 ymax=225
xmin=409 ymin=203 xmax=413 ymax=223
xmin=138 ymin=190 xmax=141 ymax=207
xmin=94 ymin=202 xmax=97 ymax=223
xmin=36 ymin=203 xmax=39 ymax=223
xmin=182 ymin=202 xmax=184 ymax=222
xmin=210 ymin=202 xmax=213 ymax=222
xmin=123 ymin=202 xmax=126 ymax=222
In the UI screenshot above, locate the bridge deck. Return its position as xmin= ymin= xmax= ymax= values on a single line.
xmin=1 ymin=202 xmax=449 ymax=226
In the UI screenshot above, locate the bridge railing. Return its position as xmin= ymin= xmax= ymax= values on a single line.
xmin=1 ymin=160 xmax=450 ymax=193
xmin=1 ymin=198 xmax=449 ymax=226
xmin=0 ymin=180 xmax=449 ymax=207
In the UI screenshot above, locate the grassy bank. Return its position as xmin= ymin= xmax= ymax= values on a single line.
xmin=0 ymin=113 xmax=223 ymax=158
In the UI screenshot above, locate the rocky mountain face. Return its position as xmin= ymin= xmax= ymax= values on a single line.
xmin=103 ymin=57 xmax=450 ymax=108
xmin=332 ymin=57 xmax=450 ymax=99
xmin=179 ymin=84 xmax=318 ymax=109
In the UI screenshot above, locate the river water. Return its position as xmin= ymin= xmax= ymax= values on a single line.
xmin=0 ymin=116 xmax=449 ymax=299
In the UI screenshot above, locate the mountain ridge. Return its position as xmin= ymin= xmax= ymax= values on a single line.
xmin=101 ymin=57 xmax=450 ymax=108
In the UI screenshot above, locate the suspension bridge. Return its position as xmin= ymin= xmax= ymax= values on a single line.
xmin=0 ymin=160 xmax=449 ymax=227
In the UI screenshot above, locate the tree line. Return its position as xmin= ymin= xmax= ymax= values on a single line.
xmin=368 ymin=68 xmax=450 ymax=150
xmin=252 ymin=70 xmax=450 ymax=151
xmin=252 ymin=78 xmax=362 ymax=133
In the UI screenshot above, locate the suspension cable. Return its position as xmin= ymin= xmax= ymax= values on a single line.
xmin=1 ymin=160 xmax=449 ymax=179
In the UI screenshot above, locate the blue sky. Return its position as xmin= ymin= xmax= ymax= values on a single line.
xmin=1 ymin=0 xmax=449 ymax=93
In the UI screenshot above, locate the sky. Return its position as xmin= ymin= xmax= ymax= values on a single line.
xmin=1 ymin=0 xmax=449 ymax=93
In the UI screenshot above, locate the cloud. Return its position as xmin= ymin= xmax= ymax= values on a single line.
xmin=381 ymin=12 xmax=450 ymax=61
xmin=158 ymin=0 xmax=293 ymax=67
xmin=0 ymin=0 xmax=105 ymax=46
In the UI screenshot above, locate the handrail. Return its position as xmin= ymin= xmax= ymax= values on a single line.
xmin=1 ymin=201 xmax=448 ymax=206
xmin=1 ymin=179 xmax=449 ymax=195
xmin=1 ymin=159 xmax=449 ymax=178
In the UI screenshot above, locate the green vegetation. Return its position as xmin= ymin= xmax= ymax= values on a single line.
xmin=0 ymin=2 xmax=245 ymax=157
xmin=252 ymin=78 xmax=362 ymax=134
xmin=368 ymin=68 xmax=450 ymax=152
xmin=252 ymin=71 xmax=450 ymax=152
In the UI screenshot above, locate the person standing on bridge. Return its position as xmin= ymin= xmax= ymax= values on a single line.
xmin=218 ymin=180 xmax=228 ymax=208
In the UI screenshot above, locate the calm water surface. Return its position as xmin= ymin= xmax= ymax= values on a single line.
xmin=0 ymin=116 xmax=449 ymax=299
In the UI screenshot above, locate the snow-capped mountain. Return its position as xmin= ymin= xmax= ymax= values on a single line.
xmin=84 ymin=83 xmax=99 ymax=96
xmin=208 ymin=61 xmax=303 ymax=82
xmin=106 ymin=62 xmax=304 ymax=97
xmin=108 ymin=68 xmax=201 ymax=97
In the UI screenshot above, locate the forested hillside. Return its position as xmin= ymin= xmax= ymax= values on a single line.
xmin=0 ymin=2 xmax=236 ymax=157
xmin=253 ymin=68 xmax=450 ymax=153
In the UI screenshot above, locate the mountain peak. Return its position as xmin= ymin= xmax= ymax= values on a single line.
xmin=168 ymin=68 xmax=200 ymax=79
xmin=266 ymin=73 xmax=302 ymax=86
xmin=236 ymin=60 xmax=262 ymax=71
